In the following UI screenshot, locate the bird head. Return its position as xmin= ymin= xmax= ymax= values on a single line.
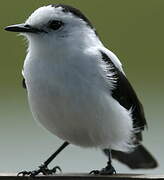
xmin=5 ymin=4 xmax=99 ymax=51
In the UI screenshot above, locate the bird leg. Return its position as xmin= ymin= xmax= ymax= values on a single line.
xmin=18 ymin=141 xmax=69 ymax=177
xmin=90 ymin=149 xmax=116 ymax=175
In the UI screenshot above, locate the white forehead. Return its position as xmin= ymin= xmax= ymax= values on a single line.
xmin=26 ymin=5 xmax=81 ymax=26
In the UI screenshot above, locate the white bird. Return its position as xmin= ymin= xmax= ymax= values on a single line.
xmin=5 ymin=4 xmax=157 ymax=176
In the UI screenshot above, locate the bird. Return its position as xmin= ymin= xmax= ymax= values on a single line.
xmin=5 ymin=4 xmax=158 ymax=176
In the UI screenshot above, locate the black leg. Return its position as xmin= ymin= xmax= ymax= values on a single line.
xmin=90 ymin=149 xmax=116 ymax=175
xmin=44 ymin=141 xmax=69 ymax=166
xmin=18 ymin=141 xmax=69 ymax=176
xmin=100 ymin=149 xmax=116 ymax=175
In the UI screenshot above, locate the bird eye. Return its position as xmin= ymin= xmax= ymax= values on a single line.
xmin=49 ymin=20 xmax=64 ymax=30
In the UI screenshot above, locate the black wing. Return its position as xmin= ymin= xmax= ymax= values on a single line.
xmin=100 ymin=51 xmax=158 ymax=169
xmin=22 ymin=78 xmax=26 ymax=89
xmin=100 ymin=51 xmax=147 ymax=138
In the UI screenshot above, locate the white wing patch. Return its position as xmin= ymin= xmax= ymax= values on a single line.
xmin=22 ymin=69 xmax=25 ymax=77
xmin=101 ymin=47 xmax=125 ymax=75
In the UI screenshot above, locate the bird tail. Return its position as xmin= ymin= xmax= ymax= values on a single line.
xmin=103 ymin=144 xmax=158 ymax=169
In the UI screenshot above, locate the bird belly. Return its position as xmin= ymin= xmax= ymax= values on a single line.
xmin=24 ymin=56 xmax=134 ymax=151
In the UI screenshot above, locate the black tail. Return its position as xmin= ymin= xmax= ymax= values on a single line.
xmin=103 ymin=144 xmax=158 ymax=169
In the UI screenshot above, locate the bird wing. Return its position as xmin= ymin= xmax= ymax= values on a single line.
xmin=100 ymin=50 xmax=147 ymax=139
xmin=22 ymin=69 xmax=26 ymax=89
xmin=22 ymin=78 xmax=26 ymax=89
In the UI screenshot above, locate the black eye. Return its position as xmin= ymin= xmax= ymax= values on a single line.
xmin=49 ymin=20 xmax=64 ymax=30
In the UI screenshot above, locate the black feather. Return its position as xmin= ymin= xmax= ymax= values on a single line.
xmin=100 ymin=51 xmax=157 ymax=168
xmin=51 ymin=4 xmax=97 ymax=34
xmin=22 ymin=78 xmax=26 ymax=89
xmin=103 ymin=146 xmax=158 ymax=169
xmin=100 ymin=51 xmax=147 ymax=133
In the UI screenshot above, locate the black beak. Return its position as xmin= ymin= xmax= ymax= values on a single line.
xmin=4 ymin=24 xmax=46 ymax=33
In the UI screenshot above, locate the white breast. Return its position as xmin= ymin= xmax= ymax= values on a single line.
xmin=23 ymin=47 xmax=133 ymax=152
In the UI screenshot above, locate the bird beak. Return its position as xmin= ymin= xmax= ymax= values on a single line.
xmin=4 ymin=23 xmax=45 ymax=33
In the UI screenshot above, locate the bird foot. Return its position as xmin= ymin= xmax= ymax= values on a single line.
xmin=90 ymin=165 xmax=116 ymax=175
xmin=17 ymin=164 xmax=62 ymax=177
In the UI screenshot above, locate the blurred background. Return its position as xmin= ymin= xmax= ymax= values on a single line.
xmin=0 ymin=0 xmax=163 ymax=174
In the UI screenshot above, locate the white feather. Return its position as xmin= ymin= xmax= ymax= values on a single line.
xmin=23 ymin=5 xmax=134 ymax=152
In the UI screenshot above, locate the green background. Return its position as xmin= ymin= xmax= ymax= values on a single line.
xmin=0 ymin=0 xmax=163 ymax=174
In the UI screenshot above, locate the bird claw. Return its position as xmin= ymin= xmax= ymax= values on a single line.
xmin=89 ymin=170 xmax=100 ymax=175
xmin=17 ymin=171 xmax=33 ymax=176
xmin=89 ymin=165 xmax=116 ymax=175
xmin=17 ymin=165 xmax=62 ymax=177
